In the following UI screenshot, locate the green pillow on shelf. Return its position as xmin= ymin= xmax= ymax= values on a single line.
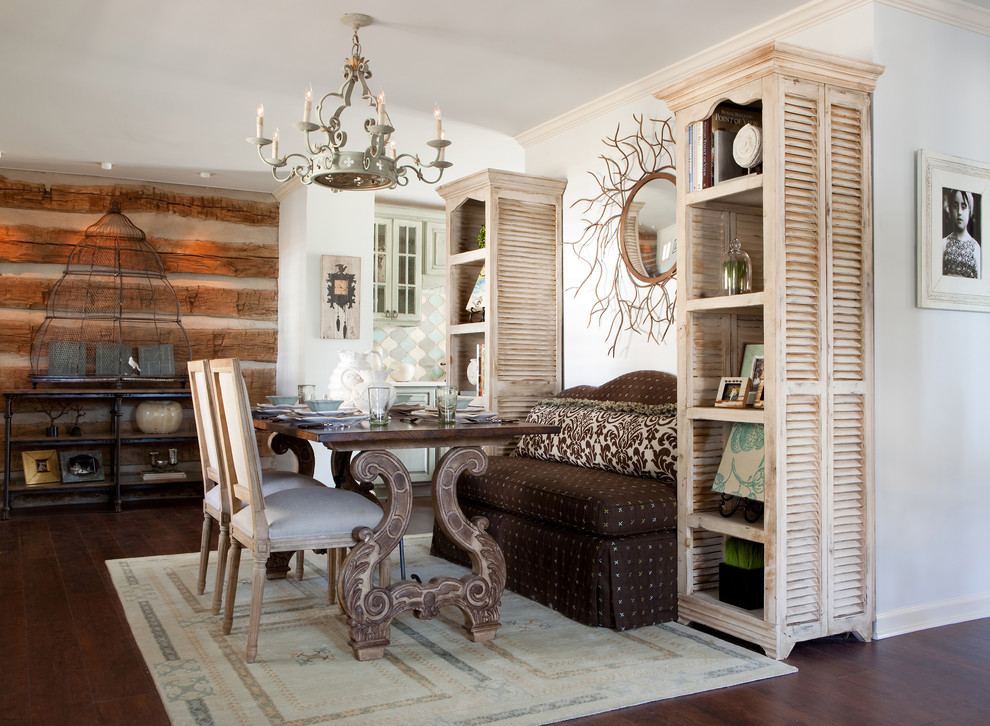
xmin=724 ymin=537 xmax=763 ymax=570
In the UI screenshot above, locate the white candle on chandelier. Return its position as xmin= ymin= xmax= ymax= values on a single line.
xmin=272 ymin=127 xmax=279 ymax=159
xmin=434 ymin=104 xmax=442 ymax=139
xmin=377 ymin=92 xmax=386 ymax=126
xmin=389 ymin=139 xmax=397 ymax=159
xmin=256 ymin=104 xmax=264 ymax=138
xmin=437 ymin=131 xmax=445 ymax=162
xmin=303 ymin=84 xmax=313 ymax=124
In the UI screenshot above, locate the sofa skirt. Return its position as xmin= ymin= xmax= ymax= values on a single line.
xmin=431 ymin=499 xmax=677 ymax=631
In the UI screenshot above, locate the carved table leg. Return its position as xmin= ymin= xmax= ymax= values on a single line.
xmin=264 ymin=552 xmax=294 ymax=579
xmin=267 ymin=433 xmax=316 ymax=476
xmin=331 ymin=451 xmax=379 ymax=504
xmin=338 ymin=446 xmax=504 ymax=661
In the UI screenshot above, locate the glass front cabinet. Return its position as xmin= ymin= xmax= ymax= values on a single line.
xmin=373 ymin=206 xmax=445 ymax=326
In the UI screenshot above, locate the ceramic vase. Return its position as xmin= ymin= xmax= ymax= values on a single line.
xmin=329 ymin=350 xmax=366 ymax=402
xmin=135 ymin=400 xmax=183 ymax=434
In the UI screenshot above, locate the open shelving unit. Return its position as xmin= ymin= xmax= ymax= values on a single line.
xmin=659 ymin=42 xmax=883 ymax=658
xmin=437 ymin=170 xmax=567 ymax=438
xmin=3 ymin=388 xmax=200 ymax=518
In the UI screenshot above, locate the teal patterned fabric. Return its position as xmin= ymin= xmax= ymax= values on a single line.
xmin=712 ymin=423 xmax=765 ymax=502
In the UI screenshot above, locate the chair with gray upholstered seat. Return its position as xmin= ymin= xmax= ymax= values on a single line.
xmin=207 ymin=358 xmax=386 ymax=662
xmin=187 ymin=359 xmax=325 ymax=615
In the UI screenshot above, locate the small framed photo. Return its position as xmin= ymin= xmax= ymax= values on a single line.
xmin=739 ymin=344 xmax=765 ymax=405
xmin=753 ymin=379 xmax=765 ymax=409
xmin=21 ymin=450 xmax=60 ymax=485
xmin=917 ymin=150 xmax=990 ymax=312
xmin=714 ymin=376 xmax=751 ymax=408
xmin=59 ymin=450 xmax=105 ymax=483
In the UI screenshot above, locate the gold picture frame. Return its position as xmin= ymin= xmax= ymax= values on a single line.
xmin=21 ymin=449 xmax=61 ymax=485
xmin=714 ymin=376 xmax=750 ymax=408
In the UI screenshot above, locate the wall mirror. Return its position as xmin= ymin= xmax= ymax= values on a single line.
xmin=619 ymin=171 xmax=677 ymax=284
xmin=571 ymin=116 xmax=677 ymax=355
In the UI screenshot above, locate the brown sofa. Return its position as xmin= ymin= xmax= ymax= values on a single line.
xmin=431 ymin=370 xmax=678 ymax=630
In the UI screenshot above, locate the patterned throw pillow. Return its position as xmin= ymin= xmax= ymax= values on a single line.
xmin=514 ymin=398 xmax=677 ymax=483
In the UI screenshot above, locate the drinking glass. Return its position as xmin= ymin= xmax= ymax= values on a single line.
xmin=368 ymin=386 xmax=391 ymax=425
xmin=436 ymin=385 xmax=459 ymax=425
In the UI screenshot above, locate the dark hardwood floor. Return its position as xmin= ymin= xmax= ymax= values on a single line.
xmin=1 ymin=496 xmax=987 ymax=725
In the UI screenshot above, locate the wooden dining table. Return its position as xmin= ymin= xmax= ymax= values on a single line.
xmin=252 ymin=411 xmax=559 ymax=661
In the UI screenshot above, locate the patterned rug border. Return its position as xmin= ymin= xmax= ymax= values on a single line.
xmin=109 ymin=534 xmax=795 ymax=725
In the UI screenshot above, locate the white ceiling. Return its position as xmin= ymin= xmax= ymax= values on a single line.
xmin=0 ymin=0 xmax=987 ymax=193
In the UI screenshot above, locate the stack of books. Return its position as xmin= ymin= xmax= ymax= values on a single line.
xmin=687 ymin=103 xmax=762 ymax=191
xmin=141 ymin=470 xmax=187 ymax=481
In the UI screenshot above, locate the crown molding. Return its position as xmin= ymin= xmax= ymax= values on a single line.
xmin=271 ymin=175 xmax=303 ymax=203
xmin=515 ymin=0 xmax=990 ymax=148
xmin=882 ymin=0 xmax=990 ymax=34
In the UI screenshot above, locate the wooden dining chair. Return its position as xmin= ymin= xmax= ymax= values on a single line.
xmin=187 ymin=359 xmax=325 ymax=615
xmin=208 ymin=358 xmax=386 ymax=662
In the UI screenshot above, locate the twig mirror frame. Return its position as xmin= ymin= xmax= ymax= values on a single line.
xmin=570 ymin=115 xmax=677 ymax=355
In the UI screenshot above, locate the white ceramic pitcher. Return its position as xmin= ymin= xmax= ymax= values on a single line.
xmin=328 ymin=350 xmax=366 ymax=402
xmin=350 ymin=367 xmax=396 ymax=412
xmin=330 ymin=350 xmax=396 ymax=411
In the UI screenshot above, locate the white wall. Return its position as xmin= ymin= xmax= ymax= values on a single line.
xmin=526 ymin=98 xmax=679 ymax=388
xmin=274 ymin=183 xmax=375 ymax=482
xmin=869 ymin=4 xmax=990 ymax=636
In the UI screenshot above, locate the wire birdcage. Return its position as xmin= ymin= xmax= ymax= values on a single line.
xmin=30 ymin=202 xmax=191 ymax=386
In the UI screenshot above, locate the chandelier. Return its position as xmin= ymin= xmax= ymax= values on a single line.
xmin=247 ymin=13 xmax=452 ymax=191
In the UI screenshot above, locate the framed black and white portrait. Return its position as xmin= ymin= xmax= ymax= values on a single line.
xmin=917 ymin=150 xmax=990 ymax=312
xmin=59 ymin=450 xmax=104 ymax=483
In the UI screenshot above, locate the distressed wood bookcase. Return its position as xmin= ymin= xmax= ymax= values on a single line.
xmin=437 ymin=170 xmax=566 ymax=433
xmin=658 ymin=42 xmax=883 ymax=658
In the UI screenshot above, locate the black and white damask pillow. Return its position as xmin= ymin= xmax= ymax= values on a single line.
xmin=515 ymin=398 xmax=677 ymax=483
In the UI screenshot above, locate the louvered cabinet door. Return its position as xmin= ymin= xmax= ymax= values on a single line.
xmin=777 ymin=80 xmax=875 ymax=645
xmin=824 ymin=87 xmax=874 ymax=640
xmin=778 ymin=79 xmax=828 ymax=642
xmin=490 ymin=197 xmax=562 ymax=421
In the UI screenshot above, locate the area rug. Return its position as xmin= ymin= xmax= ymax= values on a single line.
xmin=108 ymin=535 xmax=795 ymax=725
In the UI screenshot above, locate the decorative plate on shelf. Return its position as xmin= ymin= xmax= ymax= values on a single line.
xmin=732 ymin=123 xmax=763 ymax=169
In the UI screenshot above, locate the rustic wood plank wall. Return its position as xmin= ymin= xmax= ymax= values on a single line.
xmin=0 ymin=171 xmax=282 ymax=476
xmin=0 ymin=170 xmax=280 ymax=397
